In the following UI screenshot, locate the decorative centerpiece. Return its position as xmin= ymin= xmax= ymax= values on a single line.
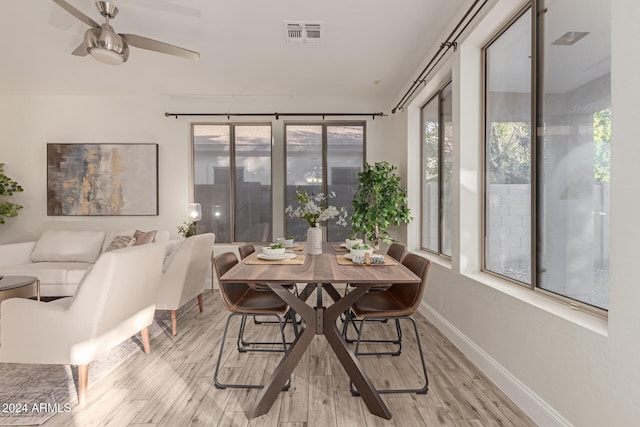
xmin=263 ymin=242 xmax=286 ymax=256
xmin=286 ymin=189 xmax=347 ymax=254
xmin=349 ymin=243 xmax=374 ymax=258
xmin=345 ymin=235 xmax=363 ymax=249
xmin=276 ymin=236 xmax=295 ymax=247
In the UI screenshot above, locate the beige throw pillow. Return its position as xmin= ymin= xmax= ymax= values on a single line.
xmin=105 ymin=235 xmax=136 ymax=252
xmin=133 ymin=230 xmax=157 ymax=246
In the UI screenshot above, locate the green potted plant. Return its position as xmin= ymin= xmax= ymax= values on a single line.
xmin=351 ymin=161 xmax=413 ymax=249
xmin=177 ymin=221 xmax=197 ymax=238
xmin=0 ymin=163 xmax=24 ymax=224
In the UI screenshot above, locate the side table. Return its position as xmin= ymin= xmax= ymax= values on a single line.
xmin=0 ymin=276 xmax=40 ymax=306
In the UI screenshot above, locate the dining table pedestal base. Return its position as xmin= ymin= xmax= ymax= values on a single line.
xmin=247 ymin=282 xmax=392 ymax=420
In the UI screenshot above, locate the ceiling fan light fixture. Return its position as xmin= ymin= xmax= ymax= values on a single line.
xmin=89 ymin=47 xmax=124 ymax=65
xmin=84 ymin=25 xmax=129 ymax=64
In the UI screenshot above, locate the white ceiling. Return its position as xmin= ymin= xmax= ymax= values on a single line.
xmin=1 ymin=0 xmax=465 ymax=98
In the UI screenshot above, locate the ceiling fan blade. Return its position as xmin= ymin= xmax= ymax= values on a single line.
xmin=52 ymin=0 xmax=100 ymax=28
xmin=120 ymin=34 xmax=200 ymax=61
xmin=71 ymin=42 xmax=88 ymax=56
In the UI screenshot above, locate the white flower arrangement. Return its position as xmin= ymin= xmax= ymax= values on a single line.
xmin=285 ymin=189 xmax=348 ymax=228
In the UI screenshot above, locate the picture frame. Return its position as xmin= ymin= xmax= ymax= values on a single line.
xmin=47 ymin=143 xmax=159 ymax=216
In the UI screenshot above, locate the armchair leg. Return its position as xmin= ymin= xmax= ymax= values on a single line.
xmin=171 ymin=310 xmax=178 ymax=336
xmin=77 ymin=364 xmax=88 ymax=406
xmin=141 ymin=327 xmax=151 ymax=353
xmin=197 ymin=293 xmax=204 ymax=313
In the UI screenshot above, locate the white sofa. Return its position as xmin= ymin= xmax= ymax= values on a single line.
xmin=0 ymin=229 xmax=170 ymax=297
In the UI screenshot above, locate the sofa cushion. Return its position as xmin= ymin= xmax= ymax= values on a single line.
xmin=31 ymin=231 xmax=106 ymax=263
xmin=101 ymin=230 xmax=170 ymax=253
xmin=1 ymin=262 xmax=93 ymax=285
xmin=105 ymin=235 xmax=136 ymax=252
xmin=133 ymin=229 xmax=157 ymax=246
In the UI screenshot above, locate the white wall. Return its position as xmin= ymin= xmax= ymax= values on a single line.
xmin=401 ymin=0 xmax=640 ymax=426
xmin=0 ymin=94 xmax=399 ymax=244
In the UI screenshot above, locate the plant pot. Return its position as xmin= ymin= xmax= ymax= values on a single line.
xmin=307 ymin=226 xmax=322 ymax=255
xmin=345 ymin=238 xmax=363 ymax=249
xmin=276 ymin=237 xmax=295 ymax=247
xmin=350 ymin=246 xmax=374 ymax=258
xmin=262 ymin=246 xmax=286 ymax=256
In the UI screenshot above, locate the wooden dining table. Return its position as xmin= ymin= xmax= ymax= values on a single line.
xmin=219 ymin=242 xmax=421 ymax=420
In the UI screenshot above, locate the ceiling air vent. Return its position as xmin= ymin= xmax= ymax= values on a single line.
xmin=305 ymin=24 xmax=321 ymax=43
xmin=284 ymin=21 xmax=322 ymax=43
xmin=551 ymin=31 xmax=589 ymax=46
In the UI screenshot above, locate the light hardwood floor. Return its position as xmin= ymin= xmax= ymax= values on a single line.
xmin=42 ymin=291 xmax=537 ymax=427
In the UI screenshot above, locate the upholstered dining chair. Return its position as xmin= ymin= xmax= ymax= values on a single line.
xmin=212 ymin=252 xmax=291 ymax=390
xmin=237 ymin=243 xmax=299 ymax=348
xmin=348 ymin=253 xmax=431 ymax=395
xmin=0 ymin=243 xmax=165 ymax=405
xmin=156 ymin=233 xmax=215 ymax=336
xmin=342 ymin=242 xmax=408 ymax=340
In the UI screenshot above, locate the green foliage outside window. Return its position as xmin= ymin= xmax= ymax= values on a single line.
xmin=488 ymin=122 xmax=531 ymax=184
xmin=594 ymin=108 xmax=611 ymax=183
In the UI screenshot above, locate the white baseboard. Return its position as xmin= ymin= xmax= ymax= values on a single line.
xmin=418 ymin=302 xmax=571 ymax=427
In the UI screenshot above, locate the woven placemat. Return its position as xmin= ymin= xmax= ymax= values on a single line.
xmin=332 ymin=244 xmax=349 ymax=252
xmin=245 ymin=254 xmax=306 ymax=265
xmin=335 ymin=255 xmax=397 ymax=266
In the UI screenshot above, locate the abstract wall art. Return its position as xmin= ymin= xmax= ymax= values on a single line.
xmin=47 ymin=143 xmax=158 ymax=216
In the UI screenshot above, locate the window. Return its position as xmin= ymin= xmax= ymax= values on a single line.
xmin=285 ymin=123 xmax=365 ymax=242
xmin=483 ymin=0 xmax=611 ymax=313
xmin=192 ymin=124 xmax=272 ymax=243
xmin=421 ymin=81 xmax=453 ymax=256
xmin=484 ymin=9 xmax=532 ymax=283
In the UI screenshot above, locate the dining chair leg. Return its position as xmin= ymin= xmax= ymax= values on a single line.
xmin=350 ymin=316 xmax=428 ymax=395
xmin=344 ymin=315 xmax=402 ymax=355
xmin=197 ymin=293 xmax=204 ymax=312
xmin=238 ymin=311 xmax=299 ymax=352
xmin=215 ymin=312 xmax=291 ymax=390
xmin=342 ymin=308 xmax=361 ymax=343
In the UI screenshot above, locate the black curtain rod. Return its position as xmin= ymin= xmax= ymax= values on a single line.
xmin=391 ymin=0 xmax=488 ymax=113
xmin=165 ymin=112 xmax=386 ymax=120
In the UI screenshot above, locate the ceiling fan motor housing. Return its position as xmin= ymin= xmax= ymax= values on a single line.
xmin=84 ymin=24 xmax=129 ymax=64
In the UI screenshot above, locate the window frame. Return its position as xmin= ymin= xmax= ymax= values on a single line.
xmin=420 ymin=80 xmax=453 ymax=257
xmin=283 ymin=121 xmax=366 ymax=241
xmin=191 ymin=122 xmax=273 ymax=244
xmin=480 ymin=1 xmax=609 ymax=318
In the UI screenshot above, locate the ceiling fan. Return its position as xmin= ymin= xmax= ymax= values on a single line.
xmin=52 ymin=0 xmax=200 ymax=65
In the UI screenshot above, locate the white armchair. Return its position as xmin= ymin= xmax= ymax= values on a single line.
xmin=156 ymin=233 xmax=215 ymax=336
xmin=0 ymin=243 xmax=165 ymax=405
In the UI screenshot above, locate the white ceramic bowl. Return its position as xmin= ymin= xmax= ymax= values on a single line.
xmin=262 ymin=246 xmax=286 ymax=256
xmin=345 ymin=238 xmax=363 ymax=248
xmin=276 ymin=237 xmax=295 ymax=247
xmin=350 ymin=245 xmax=374 ymax=258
